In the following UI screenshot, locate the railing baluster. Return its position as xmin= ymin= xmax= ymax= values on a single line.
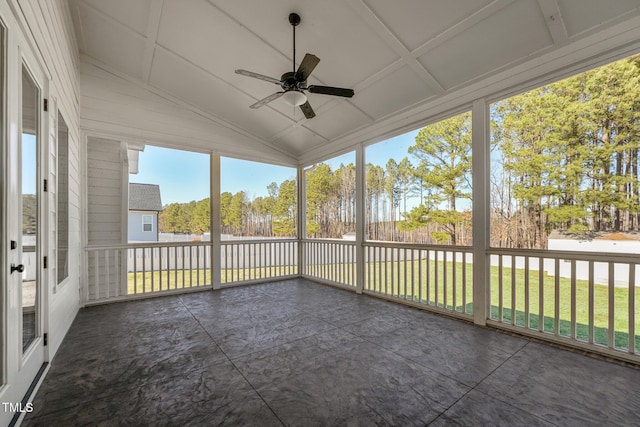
xmin=411 ymin=249 xmax=415 ymax=301
xmin=403 ymin=248 xmax=408 ymax=299
xmin=133 ymin=248 xmax=137 ymax=295
xmin=114 ymin=250 xmax=120 ymax=297
xmin=462 ymin=251 xmax=467 ymax=314
xmin=498 ymin=255 xmax=503 ymax=321
xmin=608 ymin=261 xmax=615 ymax=348
xmin=511 ymin=255 xmax=516 ymax=326
xmin=105 ymin=250 xmax=111 ymax=298
xmin=629 ymin=264 xmax=636 ymax=355
xmin=418 ymin=249 xmax=423 ymax=302
xmin=443 ymin=250 xmax=448 ymax=308
xmin=524 ymin=256 xmax=529 ymax=329
xmin=435 ymin=251 xmax=439 ymax=307
xmin=589 ymin=260 xmax=595 ymax=344
xmin=452 ymin=250 xmax=457 ymax=311
xmin=142 ymin=247 xmax=146 ymax=292
xmin=94 ymin=251 xmax=99 ymax=301
xmin=378 ymin=246 xmax=383 ymax=294
xmin=570 ymin=259 xmax=576 ymax=339
xmin=554 ymin=258 xmax=560 ymax=335
xmin=151 ymin=247 xmax=155 ymax=292
xmin=426 ymin=249 xmax=431 ymax=304
xmin=159 ymin=246 xmax=163 ymax=291
xmin=539 ymin=257 xmax=544 ymax=333
xmin=181 ymin=246 xmax=185 ymax=288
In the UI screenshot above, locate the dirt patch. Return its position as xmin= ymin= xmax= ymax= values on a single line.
xmin=595 ymin=232 xmax=637 ymax=241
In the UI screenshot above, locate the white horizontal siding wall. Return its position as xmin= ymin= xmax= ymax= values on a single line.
xmin=87 ymin=137 xmax=122 ymax=245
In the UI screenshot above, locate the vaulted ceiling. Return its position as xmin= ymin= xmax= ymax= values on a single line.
xmin=69 ymin=0 xmax=640 ymax=163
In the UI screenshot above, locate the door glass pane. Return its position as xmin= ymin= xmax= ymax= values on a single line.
xmin=57 ymin=112 xmax=69 ymax=284
xmin=21 ymin=65 xmax=38 ymax=352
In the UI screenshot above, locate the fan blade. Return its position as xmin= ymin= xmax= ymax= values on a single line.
xmin=250 ymin=92 xmax=284 ymax=109
xmin=299 ymin=101 xmax=316 ymax=119
xmin=295 ymin=54 xmax=320 ymax=81
xmin=308 ymin=85 xmax=354 ymax=98
xmin=235 ymin=69 xmax=282 ymax=85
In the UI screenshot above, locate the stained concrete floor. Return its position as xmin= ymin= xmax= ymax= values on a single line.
xmin=23 ymin=279 xmax=640 ymax=426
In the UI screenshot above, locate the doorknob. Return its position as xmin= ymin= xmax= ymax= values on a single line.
xmin=10 ymin=264 xmax=24 ymax=274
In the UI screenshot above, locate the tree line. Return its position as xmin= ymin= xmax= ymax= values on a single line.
xmin=159 ymin=56 xmax=640 ymax=249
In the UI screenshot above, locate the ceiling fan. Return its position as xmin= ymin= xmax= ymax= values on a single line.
xmin=235 ymin=13 xmax=355 ymax=119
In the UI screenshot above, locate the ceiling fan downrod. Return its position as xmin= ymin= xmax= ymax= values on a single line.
xmin=289 ymin=13 xmax=300 ymax=74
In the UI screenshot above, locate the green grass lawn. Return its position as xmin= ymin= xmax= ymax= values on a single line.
xmin=364 ymin=258 xmax=639 ymax=352
xmin=126 ymin=265 xmax=298 ymax=294
xmin=125 ymin=258 xmax=639 ymax=352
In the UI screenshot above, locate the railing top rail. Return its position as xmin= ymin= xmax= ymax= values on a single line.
xmin=85 ymin=241 xmax=213 ymax=251
xmin=85 ymin=238 xmax=299 ymax=251
xmin=221 ymin=238 xmax=298 ymax=245
xmin=301 ymin=238 xmax=357 ymax=245
xmin=488 ymin=247 xmax=640 ymax=264
xmin=363 ymin=240 xmax=473 ymax=251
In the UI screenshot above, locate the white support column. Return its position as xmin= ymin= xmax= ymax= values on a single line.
xmin=211 ymin=153 xmax=221 ymax=290
xmin=297 ymin=166 xmax=306 ymax=277
xmin=119 ymin=141 xmax=129 ymax=295
xmin=472 ymin=98 xmax=490 ymax=325
xmin=355 ymin=144 xmax=365 ymax=294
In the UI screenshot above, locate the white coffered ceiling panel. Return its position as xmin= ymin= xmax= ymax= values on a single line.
xmin=352 ymin=65 xmax=435 ymax=120
xmin=419 ymin=0 xmax=553 ymax=90
xmin=558 ymin=0 xmax=640 ymax=37
xmin=150 ymin=48 xmax=293 ymax=141
xmin=68 ymin=0 xmax=640 ymax=162
xmin=76 ymin=4 xmax=147 ymax=80
xmin=210 ymin=0 xmax=400 ymax=88
xmin=273 ymin=125 xmax=323 ymax=154
xmin=363 ymin=0 xmax=493 ymax=52
xmin=303 ymin=102 xmax=371 ymax=142
xmin=82 ymin=0 xmax=151 ymax=36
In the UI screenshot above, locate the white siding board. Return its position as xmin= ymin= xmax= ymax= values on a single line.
xmin=87 ymin=137 xmax=122 ymax=246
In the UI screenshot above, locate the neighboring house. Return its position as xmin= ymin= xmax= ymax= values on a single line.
xmin=128 ymin=183 xmax=163 ymax=242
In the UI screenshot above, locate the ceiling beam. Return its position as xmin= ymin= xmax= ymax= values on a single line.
xmin=346 ymin=0 xmax=445 ymax=95
xmin=537 ymin=0 xmax=569 ymax=45
xmin=142 ymin=0 xmax=165 ymax=83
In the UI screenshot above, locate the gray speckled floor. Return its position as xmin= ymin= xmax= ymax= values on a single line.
xmin=23 ymin=279 xmax=640 ymax=426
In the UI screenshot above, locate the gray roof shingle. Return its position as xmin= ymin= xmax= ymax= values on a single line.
xmin=129 ymin=183 xmax=162 ymax=211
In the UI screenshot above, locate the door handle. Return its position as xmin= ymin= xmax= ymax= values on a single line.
xmin=10 ymin=264 xmax=24 ymax=274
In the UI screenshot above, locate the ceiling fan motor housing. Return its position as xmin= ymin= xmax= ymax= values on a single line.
xmin=281 ymin=71 xmax=300 ymax=90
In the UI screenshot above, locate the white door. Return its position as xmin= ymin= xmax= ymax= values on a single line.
xmin=2 ymin=43 xmax=49 ymax=425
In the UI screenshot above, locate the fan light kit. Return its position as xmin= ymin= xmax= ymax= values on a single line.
xmin=282 ymin=90 xmax=307 ymax=106
xmin=235 ymin=12 xmax=355 ymax=119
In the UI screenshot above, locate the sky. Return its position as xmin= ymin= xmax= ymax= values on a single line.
xmin=131 ymin=129 xmax=421 ymax=206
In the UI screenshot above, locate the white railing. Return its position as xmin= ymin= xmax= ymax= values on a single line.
xmin=221 ymin=239 xmax=298 ymax=285
xmin=488 ymin=248 xmax=639 ymax=362
xmin=84 ymin=239 xmax=299 ymax=303
xmin=84 ymin=241 xmax=213 ymax=304
xmin=302 ymin=239 xmax=357 ymax=288
xmin=364 ymin=242 xmax=474 ymax=318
